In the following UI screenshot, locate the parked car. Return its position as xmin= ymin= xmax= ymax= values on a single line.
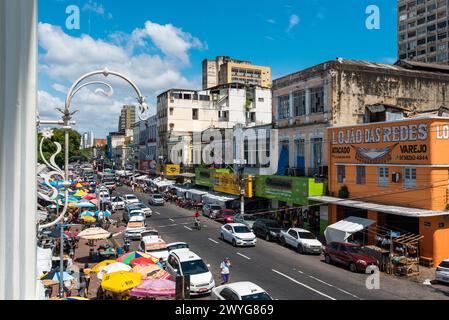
xmin=148 ymin=194 xmax=165 ymax=206
xmin=139 ymin=237 xmax=170 ymax=261
xmin=215 ymin=209 xmax=237 ymax=224
xmin=435 ymin=259 xmax=449 ymax=284
xmin=125 ymin=215 xmax=146 ymax=240
xmin=252 ymin=219 xmax=283 ymax=242
xmin=111 ymin=196 xmax=125 ymax=212
xmin=167 ymin=242 xmax=190 ymax=253
xmin=323 ymin=242 xmax=378 ymax=272
xmin=96 ymin=189 xmax=110 ymax=204
xmin=165 ymin=250 xmax=215 ymax=295
xmin=279 ymin=228 xmax=323 ymax=254
xmin=122 ymin=208 xmax=145 ymax=223
xmin=220 ymin=223 xmax=257 ymax=247
xmin=103 ymin=180 xmax=116 ymax=191
xmin=233 ymin=213 xmax=258 ymax=230
xmin=202 ymin=204 xmax=222 ymax=219
xmin=123 ymin=194 xmax=140 ymax=205
xmin=128 ymin=202 xmax=152 ymax=217
xmin=211 ymin=282 xmax=273 ymax=300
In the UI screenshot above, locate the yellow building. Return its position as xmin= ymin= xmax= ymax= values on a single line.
xmin=202 ymin=56 xmax=271 ymax=89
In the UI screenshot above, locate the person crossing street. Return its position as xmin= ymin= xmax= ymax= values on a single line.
xmin=220 ymin=258 xmax=231 ymax=285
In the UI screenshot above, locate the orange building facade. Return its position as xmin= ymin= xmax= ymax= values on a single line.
xmin=317 ymin=117 xmax=449 ymax=266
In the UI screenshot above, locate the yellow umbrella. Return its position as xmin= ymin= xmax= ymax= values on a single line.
xmin=75 ymin=183 xmax=83 ymax=189
xmin=68 ymin=202 xmax=77 ymax=208
xmin=74 ymin=190 xmax=87 ymax=197
xmin=101 ymin=271 xmax=141 ymax=294
xmin=91 ymin=260 xmax=116 ymax=274
xmin=81 ymin=216 xmax=96 ymax=223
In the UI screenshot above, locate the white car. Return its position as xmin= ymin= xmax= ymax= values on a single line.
xmin=166 ymin=250 xmax=215 ymax=295
xmin=220 ymin=223 xmax=257 ymax=247
xmin=211 ymin=282 xmax=273 ymax=300
xmin=111 ymin=196 xmax=125 ymax=212
xmin=139 ymin=236 xmax=170 ymax=261
xmin=279 ymin=228 xmax=323 ymax=254
xmin=123 ymin=194 xmax=140 ymax=205
xmin=125 ymin=215 xmax=146 ymax=240
xmin=167 ymin=242 xmax=190 ymax=253
xmin=436 ymin=259 xmax=449 ymax=284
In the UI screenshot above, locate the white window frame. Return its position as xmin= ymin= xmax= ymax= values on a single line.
xmin=378 ymin=167 xmax=389 ymax=187
xmin=404 ymin=167 xmax=416 ymax=189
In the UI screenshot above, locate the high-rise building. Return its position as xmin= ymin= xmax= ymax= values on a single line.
xmin=202 ymin=56 xmax=271 ymax=89
xmin=398 ymin=0 xmax=449 ymax=64
xmin=118 ymin=105 xmax=136 ymax=132
xmin=81 ymin=130 xmax=94 ymax=149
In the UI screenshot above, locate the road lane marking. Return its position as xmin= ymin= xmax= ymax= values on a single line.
xmin=272 ymin=269 xmax=336 ymax=300
xmin=306 ymin=275 xmax=361 ymax=300
xmin=155 ymin=211 xmax=161 ymax=215
xmin=208 ymin=238 xmax=219 ymax=244
xmin=184 ymin=226 xmax=193 ymax=231
xmin=236 ymin=252 xmax=251 ymax=260
xmin=169 ymin=218 xmax=175 ymax=222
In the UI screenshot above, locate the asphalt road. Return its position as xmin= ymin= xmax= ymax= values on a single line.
xmin=114 ymin=186 xmax=449 ymax=300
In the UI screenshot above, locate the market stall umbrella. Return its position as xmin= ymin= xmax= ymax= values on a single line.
xmin=75 ymin=202 xmax=96 ymax=208
xmin=101 ymin=271 xmax=141 ymax=294
xmin=80 ymin=211 xmax=95 ymax=217
xmin=91 ymin=260 xmax=116 ymax=274
xmin=130 ymin=279 xmax=176 ymax=298
xmin=116 ymin=251 xmax=155 ymax=266
xmin=129 ymin=257 xmax=158 ymax=267
xmin=97 ymin=262 xmax=132 ymax=280
xmin=77 ymin=227 xmax=111 ymax=240
xmin=40 ymin=269 xmax=74 ymax=282
xmin=94 ymin=210 xmax=111 ymax=218
xmin=132 ymin=264 xmax=172 ymax=280
xmin=75 ymin=183 xmax=83 ymax=189
xmin=81 ymin=216 xmax=96 ymax=223
xmin=83 ymin=194 xmax=96 ymax=200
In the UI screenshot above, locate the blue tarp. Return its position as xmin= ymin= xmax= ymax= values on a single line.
xmin=276 ymin=145 xmax=289 ymax=176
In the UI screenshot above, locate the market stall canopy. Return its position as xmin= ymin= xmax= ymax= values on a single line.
xmin=97 ymin=262 xmax=131 ymax=280
xmin=91 ymin=260 xmax=116 ymax=274
xmin=136 ymin=175 xmax=148 ymax=181
xmin=202 ymin=192 xmax=238 ymax=206
xmin=150 ymin=178 xmax=175 ymax=188
xmin=75 ymin=201 xmax=96 ymax=208
xmin=130 ymin=279 xmax=176 ymax=298
xmin=77 ymin=227 xmax=111 ymax=240
xmin=101 ymin=271 xmax=141 ymax=293
xmin=324 ymin=216 xmax=376 ymax=244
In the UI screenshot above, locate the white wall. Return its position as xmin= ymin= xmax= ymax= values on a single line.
xmin=0 ymin=0 xmax=38 ymax=299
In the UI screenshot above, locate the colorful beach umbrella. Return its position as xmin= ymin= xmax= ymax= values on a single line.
xmin=116 ymin=252 xmax=155 ymax=266
xmin=129 ymin=257 xmax=158 ymax=267
xmin=131 ymin=264 xmax=172 ymax=280
xmin=130 ymin=279 xmax=176 ymax=298
xmin=94 ymin=210 xmax=111 ymax=218
xmin=75 ymin=202 xmax=96 ymax=208
xmin=80 ymin=211 xmax=95 ymax=217
xmin=101 ymin=271 xmax=141 ymax=294
xmin=81 ymin=216 xmax=96 ymax=223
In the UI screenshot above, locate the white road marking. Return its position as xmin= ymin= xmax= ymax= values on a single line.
xmin=155 ymin=211 xmax=161 ymax=215
xmin=272 ymin=269 xmax=336 ymax=300
xmin=169 ymin=218 xmax=175 ymax=222
xmin=306 ymin=275 xmax=361 ymax=300
xmin=236 ymin=252 xmax=251 ymax=260
xmin=184 ymin=226 xmax=193 ymax=231
xmin=208 ymin=238 xmax=219 ymax=244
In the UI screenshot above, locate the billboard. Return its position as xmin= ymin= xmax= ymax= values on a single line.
xmin=195 ymin=168 xmax=215 ymax=187
xmin=165 ymin=164 xmax=181 ymax=176
xmin=255 ymin=175 xmax=326 ymax=205
xmin=213 ymin=172 xmax=253 ymax=198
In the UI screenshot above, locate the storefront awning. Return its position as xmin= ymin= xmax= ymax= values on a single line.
xmin=309 ymin=196 xmax=449 ymax=218
xmin=324 ymin=216 xmax=376 ymax=244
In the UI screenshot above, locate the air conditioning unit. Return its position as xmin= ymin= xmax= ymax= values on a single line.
xmin=392 ymin=172 xmax=401 ymax=183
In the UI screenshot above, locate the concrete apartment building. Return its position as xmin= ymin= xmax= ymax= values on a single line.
xmin=157 ymin=83 xmax=272 ymax=166
xmin=272 ymin=58 xmax=449 ymax=178
xmin=118 ymin=105 xmax=136 ymax=132
xmin=398 ymin=0 xmax=449 ymax=64
xmin=202 ymin=56 xmax=271 ymax=89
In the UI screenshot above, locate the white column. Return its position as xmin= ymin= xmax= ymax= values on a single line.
xmin=0 ymin=0 xmax=38 ymax=299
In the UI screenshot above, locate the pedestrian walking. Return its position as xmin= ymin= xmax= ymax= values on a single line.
xmin=220 ymin=258 xmax=231 ymax=285
xmin=83 ymin=263 xmax=91 ymax=297
xmin=131 ymin=182 xmax=135 ymax=193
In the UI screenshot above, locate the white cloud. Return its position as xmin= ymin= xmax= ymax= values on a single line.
xmin=287 ymin=14 xmax=299 ymax=32
xmin=38 ymin=21 xmax=205 ymax=137
xmin=83 ymin=1 xmax=112 ymax=19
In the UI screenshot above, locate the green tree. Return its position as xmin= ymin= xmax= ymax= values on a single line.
xmin=37 ymin=128 xmax=84 ymax=167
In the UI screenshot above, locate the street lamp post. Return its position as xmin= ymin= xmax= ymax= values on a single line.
xmin=37 ymin=68 xmax=150 ymax=299
xmin=233 ymin=158 xmax=247 ymax=216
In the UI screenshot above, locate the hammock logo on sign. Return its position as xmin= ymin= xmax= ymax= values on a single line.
xmin=351 ymin=143 xmax=399 ymax=164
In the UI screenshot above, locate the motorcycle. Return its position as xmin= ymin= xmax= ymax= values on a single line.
xmin=194 ymin=218 xmax=201 ymax=230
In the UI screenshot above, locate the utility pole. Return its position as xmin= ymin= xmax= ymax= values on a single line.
xmin=234 ymin=158 xmax=247 ymax=216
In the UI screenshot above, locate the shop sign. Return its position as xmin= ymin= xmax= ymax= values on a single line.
xmin=330 ymin=121 xmax=432 ymax=164
xmin=213 ymin=172 xmax=253 ymax=198
xmin=165 ymin=164 xmax=180 ymax=176
xmin=255 ymin=175 xmax=325 ymax=205
xmin=195 ymin=168 xmax=215 ymax=187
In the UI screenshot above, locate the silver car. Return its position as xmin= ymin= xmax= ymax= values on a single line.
xmin=436 ymin=259 xmax=449 ymax=284
xmin=148 ymin=194 xmax=165 ymax=206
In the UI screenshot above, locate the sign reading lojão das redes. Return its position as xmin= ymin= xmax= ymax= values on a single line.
xmin=329 ymin=118 xmax=449 ymax=165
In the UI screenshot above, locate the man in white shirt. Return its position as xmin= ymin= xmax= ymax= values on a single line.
xmin=220 ymin=258 xmax=231 ymax=285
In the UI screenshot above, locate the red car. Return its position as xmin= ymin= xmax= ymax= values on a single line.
xmin=323 ymin=242 xmax=378 ymax=272
xmin=215 ymin=209 xmax=236 ymax=224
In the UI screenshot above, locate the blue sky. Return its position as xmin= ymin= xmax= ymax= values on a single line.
xmin=38 ymin=0 xmax=397 ymax=138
